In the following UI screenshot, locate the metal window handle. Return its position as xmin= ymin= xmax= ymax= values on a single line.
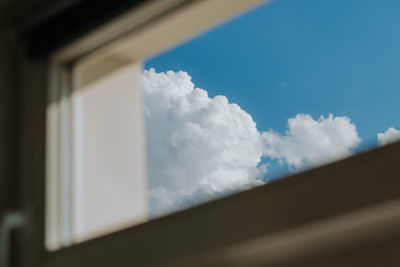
xmin=0 ymin=211 xmax=25 ymax=267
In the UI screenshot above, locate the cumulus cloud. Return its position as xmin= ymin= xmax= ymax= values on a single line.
xmin=377 ymin=127 xmax=400 ymax=146
xmin=142 ymin=69 xmax=362 ymax=217
xmin=262 ymin=114 xmax=361 ymax=170
xmin=142 ymin=68 xmax=265 ymax=217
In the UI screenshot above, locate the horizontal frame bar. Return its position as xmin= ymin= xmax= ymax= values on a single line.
xmin=43 ymin=141 xmax=400 ymax=267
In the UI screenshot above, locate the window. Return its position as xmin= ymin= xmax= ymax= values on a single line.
xmin=7 ymin=0 xmax=400 ymax=266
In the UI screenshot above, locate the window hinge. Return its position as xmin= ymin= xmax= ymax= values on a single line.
xmin=0 ymin=211 xmax=25 ymax=267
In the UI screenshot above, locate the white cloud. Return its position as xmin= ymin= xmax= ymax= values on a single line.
xmin=377 ymin=127 xmax=400 ymax=146
xmin=142 ymin=69 xmax=363 ymax=217
xmin=262 ymin=114 xmax=361 ymax=170
xmin=142 ymin=68 xmax=265 ymax=217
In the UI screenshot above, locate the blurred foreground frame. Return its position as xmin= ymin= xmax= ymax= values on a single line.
xmin=44 ymin=141 xmax=400 ymax=267
xmin=1 ymin=0 xmax=400 ymax=266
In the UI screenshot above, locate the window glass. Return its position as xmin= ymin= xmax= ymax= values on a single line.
xmin=49 ymin=0 xmax=400 ymax=247
xmin=144 ymin=0 xmax=400 ymax=217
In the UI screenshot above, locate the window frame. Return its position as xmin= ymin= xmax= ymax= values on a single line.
xmin=43 ymin=141 xmax=400 ymax=267
xmin=15 ymin=0 xmax=400 ymax=266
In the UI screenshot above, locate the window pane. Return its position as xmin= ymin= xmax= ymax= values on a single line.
xmin=144 ymin=0 xmax=400 ymax=217
xmin=47 ymin=0 xmax=400 ymax=247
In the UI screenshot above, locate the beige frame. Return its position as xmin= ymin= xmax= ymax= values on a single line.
xmin=44 ymin=142 xmax=400 ymax=267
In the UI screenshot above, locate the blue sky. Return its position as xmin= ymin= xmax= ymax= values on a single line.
xmin=144 ymin=0 xmax=400 ymax=183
